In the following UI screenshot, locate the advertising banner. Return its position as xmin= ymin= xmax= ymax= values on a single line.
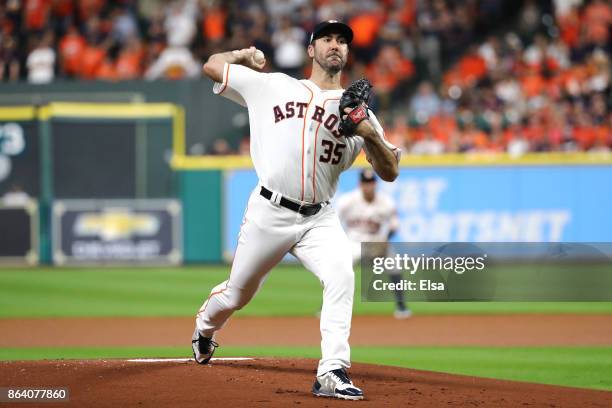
xmin=52 ymin=199 xmax=182 ymax=265
xmin=224 ymin=166 xmax=612 ymax=256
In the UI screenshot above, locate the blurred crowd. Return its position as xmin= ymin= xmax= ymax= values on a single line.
xmin=0 ymin=1 xmax=500 ymax=86
xmin=0 ymin=0 xmax=610 ymax=154
xmin=386 ymin=0 xmax=612 ymax=155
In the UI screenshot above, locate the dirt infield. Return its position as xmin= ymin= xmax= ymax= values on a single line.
xmin=1 ymin=315 xmax=611 ymax=406
xmin=1 ymin=314 xmax=611 ymax=347
xmin=1 ymin=358 xmax=610 ymax=407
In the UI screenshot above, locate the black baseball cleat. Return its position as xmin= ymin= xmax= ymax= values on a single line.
xmin=191 ymin=328 xmax=219 ymax=364
xmin=312 ymin=368 xmax=364 ymax=400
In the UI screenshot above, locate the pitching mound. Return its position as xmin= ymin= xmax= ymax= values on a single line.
xmin=1 ymin=358 xmax=610 ymax=407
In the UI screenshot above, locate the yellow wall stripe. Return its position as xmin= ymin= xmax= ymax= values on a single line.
xmin=38 ymin=103 xmax=179 ymax=120
xmin=171 ymin=152 xmax=612 ymax=170
xmin=0 ymin=106 xmax=36 ymax=121
xmin=3 ymin=104 xmax=610 ymax=169
xmin=172 ymin=105 xmax=186 ymax=156
xmin=37 ymin=102 xmax=185 ymax=162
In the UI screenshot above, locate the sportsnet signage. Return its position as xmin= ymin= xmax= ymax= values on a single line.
xmin=52 ymin=199 xmax=182 ymax=265
xmin=224 ymin=165 xmax=612 ymax=258
xmin=374 ymin=166 xmax=611 ymax=242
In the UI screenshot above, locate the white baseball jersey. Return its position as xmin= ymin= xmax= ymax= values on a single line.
xmin=336 ymin=189 xmax=399 ymax=242
xmin=213 ymin=62 xmax=395 ymax=203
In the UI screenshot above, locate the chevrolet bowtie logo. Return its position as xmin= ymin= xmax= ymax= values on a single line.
xmin=74 ymin=211 xmax=160 ymax=241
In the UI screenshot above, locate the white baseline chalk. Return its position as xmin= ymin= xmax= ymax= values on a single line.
xmin=127 ymin=357 xmax=254 ymax=363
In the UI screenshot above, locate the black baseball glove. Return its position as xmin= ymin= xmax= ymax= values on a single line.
xmin=338 ymin=78 xmax=372 ymax=136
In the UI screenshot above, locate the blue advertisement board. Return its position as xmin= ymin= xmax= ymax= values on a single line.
xmin=224 ymin=166 xmax=612 ymax=256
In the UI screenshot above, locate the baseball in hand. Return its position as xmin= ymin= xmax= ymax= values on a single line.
xmin=253 ymin=49 xmax=265 ymax=65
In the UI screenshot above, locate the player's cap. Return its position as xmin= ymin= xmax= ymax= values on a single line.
xmin=309 ymin=20 xmax=354 ymax=44
xmin=360 ymin=169 xmax=376 ymax=183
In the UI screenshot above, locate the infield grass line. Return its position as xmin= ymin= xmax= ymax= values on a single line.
xmin=1 ymin=266 xmax=611 ymax=317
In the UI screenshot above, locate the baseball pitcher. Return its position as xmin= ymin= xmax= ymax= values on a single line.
xmin=193 ymin=20 xmax=400 ymax=401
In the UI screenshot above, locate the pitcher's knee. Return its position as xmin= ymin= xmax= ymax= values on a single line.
xmin=208 ymin=280 xmax=254 ymax=311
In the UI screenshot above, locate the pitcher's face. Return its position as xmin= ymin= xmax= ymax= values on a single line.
xmin=309 ymin=33 xmax=348 ymax=74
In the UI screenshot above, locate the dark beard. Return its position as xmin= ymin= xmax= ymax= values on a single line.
xmin=314 ymin=53 xmax=345 ymax=75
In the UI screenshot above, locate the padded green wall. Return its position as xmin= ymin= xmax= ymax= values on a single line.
xmin=179 ymin=170 xmax=223 ymax=263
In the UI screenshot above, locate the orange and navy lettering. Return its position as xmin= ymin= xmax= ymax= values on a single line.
xmin=272 ymin=102 xmax=342 ymax=137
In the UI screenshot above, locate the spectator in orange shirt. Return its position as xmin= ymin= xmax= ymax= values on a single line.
xmin=429 ymin=109 xmax=458 ymax=145
xmin=202 ymin=3 xmax=226 ymax=43
xmin=583 ymin=0 xmax=612 ymax=45
xmin=79 ymin=41 xmax=108 ymax=80
xmin=558 ymin=6 xmax=580 ymax=48
xmin=115 ymin=38 xmax=143 ymax=80
xmin=455 ymin=46 xmax=487 ymax=87
xmin=95 ymin=56 xmax=118 ymax=81
xmin=366 ymin=45 xmax=414 ymax=111
xmin=521 ymin=67 xmax=546 ymax=98
xmin=588 ymin=121 xmax=610 ymax=152
xmin=397 ymin=0 xmax=417 ymax=27
xmin=349 ymin=6 xmax=384 ymax=63
xmin=24 ymin=0 xmax=52 ymax=33
xmin=59 ymin=25 xmax=86 ymax=77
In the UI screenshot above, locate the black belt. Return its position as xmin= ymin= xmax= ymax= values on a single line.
xmin=260 ymin=186 xmax=327 ymax=216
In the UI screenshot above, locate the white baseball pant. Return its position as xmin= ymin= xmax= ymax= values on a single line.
xmin=195 ymin=185 xmax=355 ymax=376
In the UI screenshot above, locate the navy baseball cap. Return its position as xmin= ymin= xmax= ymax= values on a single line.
xmin=360 ymin=169 xmax=376 ymax=183
xmin=309 ymin=20 xmax=353 ymax=44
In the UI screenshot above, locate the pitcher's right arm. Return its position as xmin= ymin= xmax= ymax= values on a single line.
xmin=203 ymin=46 xmax=265 ymax=83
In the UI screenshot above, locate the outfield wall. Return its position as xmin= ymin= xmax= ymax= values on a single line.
xmin=220 ymin=165 xmax=612 ymax=259
xmin=0 ymin=96 xmax=612 ymax=263
xmin=1 ymin=104 xmax=611 ymax=265
xmin=2 ymin=159 xmax=611 ymax=265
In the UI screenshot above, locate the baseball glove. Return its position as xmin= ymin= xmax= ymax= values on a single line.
xmin=338 ymin=78 xmax=372 ymax=136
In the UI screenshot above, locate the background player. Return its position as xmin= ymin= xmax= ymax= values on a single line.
xmin=192 ymin=20 xmax=400 ymax=401
xmin=336 ymin=169 xmax=411 ymax=319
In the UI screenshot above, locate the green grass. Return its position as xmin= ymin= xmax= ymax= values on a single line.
xmin=1 ymin=346 xmax=610 ymax=391
xmin=2 ymin=266 xmax=609 ymax=393
xmin=0 ymin=266 xmax=611 ymax=317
